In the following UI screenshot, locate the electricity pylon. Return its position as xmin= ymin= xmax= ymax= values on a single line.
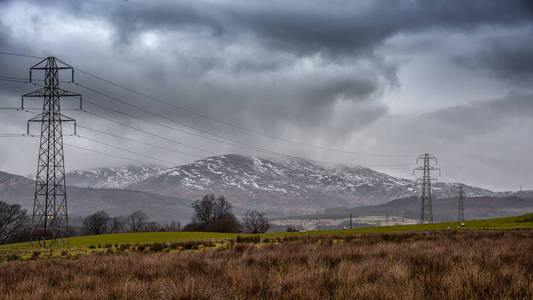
xmin=22 ymin=57 xmax=81 ymax=247
xmin=457 ymin=183 xmax=465 ymax=222
xmin=413 ymin=153 xmax=440 ymax=224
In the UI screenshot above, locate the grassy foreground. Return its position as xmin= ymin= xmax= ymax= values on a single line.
xmin=1 ymin=230 xmax=532 ymax=299
xmin=1 ymin=212 xmax=532 ymax=250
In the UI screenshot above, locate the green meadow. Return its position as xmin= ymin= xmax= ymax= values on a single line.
xmin=1 ymin=212 xmax=532 ymax=250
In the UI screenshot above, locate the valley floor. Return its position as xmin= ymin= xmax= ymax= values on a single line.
xmin=1 ymin=230 xmax=532 ymax=299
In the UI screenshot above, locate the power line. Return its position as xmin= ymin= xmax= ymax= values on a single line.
xmin=3 ymin=79 xmax=412 ymax=168
xmin=82 ymin=109 xmax=218 ymax=155
xmin=0 ymin=133 xmax=27 ymax=137
xmin=79 ymin=107 xmax=415 ymax=170
xmin=1 ymin=70 xmax=413 ymax=161
xmin=64 ymin=142 xmax=168 ymax=167
xmin=0 ymin=51 xmax=44 ymax=59
xmin=76 ymin=135 xmax=181 ymax=166
xmin=83 ymin=105 xmax=406 ymax=168
xmin=0 ymin=55 xmax=415 ymax=168
xmin=83 ymin=98 xmax=237 ymax=148
xmin=81 ymin=97 xmax=314 ymax=159
xmin=74 ymin=82 xmax=296 ymax=155
xmin=77 ymin=124 xmax=204 ymax=159
xmin=0 ymin=129 xmax=179 ymax=167
xmin=75 ymin=87 xmax=412 ymax=167
xmin=71 ymin=76 xmax=410 ymax=157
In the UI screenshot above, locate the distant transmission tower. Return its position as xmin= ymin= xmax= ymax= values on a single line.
xmin=457 ymin=184 xmax=465 ymax=221
xmin=413 ymin=153 xmax=440 ymax=224
xmin=22 ymin=57 xmax=81 ymax=247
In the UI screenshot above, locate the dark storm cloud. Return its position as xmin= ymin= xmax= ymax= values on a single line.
xmin=457 ymin=31 xmax=533 ymax=86
xmin=101 ymin=0 xmax=533 ymax=56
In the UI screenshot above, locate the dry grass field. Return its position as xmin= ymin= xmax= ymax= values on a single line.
xmin=1 ymin=230 xmax=532 ymax=299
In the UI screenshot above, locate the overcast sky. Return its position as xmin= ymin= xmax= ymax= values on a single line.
xmin=0 ymin=0 xmax=532 ymax=191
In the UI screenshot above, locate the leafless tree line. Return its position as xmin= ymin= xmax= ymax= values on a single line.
xmin=82 ymin=210 xmax=181 ymax=235
xmin=1 ymin=194 xmax=269 ymax=243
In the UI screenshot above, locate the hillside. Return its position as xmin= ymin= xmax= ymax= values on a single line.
xmin=67 ymin=165 xmax=164 ymax=188
xmin=0 ymin=171 xmax=192 ymax=223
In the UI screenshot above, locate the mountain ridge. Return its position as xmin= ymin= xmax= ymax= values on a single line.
xmin=78 ymin=154 xmax=498 ymax=216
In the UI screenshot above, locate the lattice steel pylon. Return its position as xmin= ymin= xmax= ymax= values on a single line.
xmin=22 ymin=57 xmax=81 ymax=247
xmin=457 ymin=183 xmax=465 ymax=222
xmin=413 ymin=153 xmax=440 ymax=224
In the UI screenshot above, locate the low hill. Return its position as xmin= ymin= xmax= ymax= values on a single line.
xmin=321 ymin=195 xmax=533 ymax=222
xmin=0 ymin=171 xmax=192 ymax=223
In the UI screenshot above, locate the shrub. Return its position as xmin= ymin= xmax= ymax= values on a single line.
xmin=236 ymin=235 xmax=261 ymax=243
xmin=7 ymin=254 xmax=20 ymax=261
xmin=149 ymin=243 xmax=166 ymax=252
xmin=119 ymin=244 xmax=131 ymax=251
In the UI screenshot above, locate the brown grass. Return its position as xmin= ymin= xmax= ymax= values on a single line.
xmin=1 ymin=230 xmax=532 ymax=299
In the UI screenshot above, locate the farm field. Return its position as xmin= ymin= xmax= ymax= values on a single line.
xmin=1 ymin=230 xmax=532 ymax=299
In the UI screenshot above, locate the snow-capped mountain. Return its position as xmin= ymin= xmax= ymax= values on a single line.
xmin=0 ymin=154 xmax=523 ymax=220
xmin=67 ymin=165 xmax=164 ymax=188
xmin=121 ymin=154 xmax=496 ymax=216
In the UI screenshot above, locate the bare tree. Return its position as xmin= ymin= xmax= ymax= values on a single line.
xmin=185 ymin=194 xmax=240 ymax=233
xmin=192 ymin=194 xmax=232 ymax=225
xmin=164 ymin=221 xmax=181 ymax=231
xmin=109 ymin=216 xmax=127 ymax=233
xmin=0 ymin=201 xmax=28 ymax=244
xmin=144 ymin=221 xmax=162 ymax=232
xmin=83 ymin=211 xmax=110 ymax=235
xmin=127 ymin=211 xmax=148 ymax=232
xmin=242 ymin=210 xmax=270 ymax=233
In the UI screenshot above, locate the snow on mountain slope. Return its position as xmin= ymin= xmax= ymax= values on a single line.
xmin=1 ymin=153 xmax=504 ymax=218
xmin=123 ymin=154 xmax=496 ymax=216
xmin=67 ymin=166 xmax=164 ymax=189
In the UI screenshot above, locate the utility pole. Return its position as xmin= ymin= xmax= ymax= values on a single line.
xmin=349 ymin=213 xmax=352 ymax=229
xmin=22 ymin=57 xmax=81 ymax=247
xmin=413 ymin=153 xmax=440 ymax=224
xmin=457 ymin=183 xmax=465 ymax=222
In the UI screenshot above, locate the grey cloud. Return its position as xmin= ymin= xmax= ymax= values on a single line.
xmin=393 ymin=93 xmax=533 ymax=144
xmin=7 ymin=0 xmax=531 ymax=57
xmin=362 ymin=93 xmax=533 ymax=190
xmin=102 ymin=0 xmax=533 ymax=56
xmin=458 ymin=33 xmax=533 ymax=86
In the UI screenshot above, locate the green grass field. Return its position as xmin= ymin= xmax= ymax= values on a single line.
xmin=1 ymin=212 xmax=532 ymax=250
xmin=270 ymin=212 xmax=533 ymax=237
